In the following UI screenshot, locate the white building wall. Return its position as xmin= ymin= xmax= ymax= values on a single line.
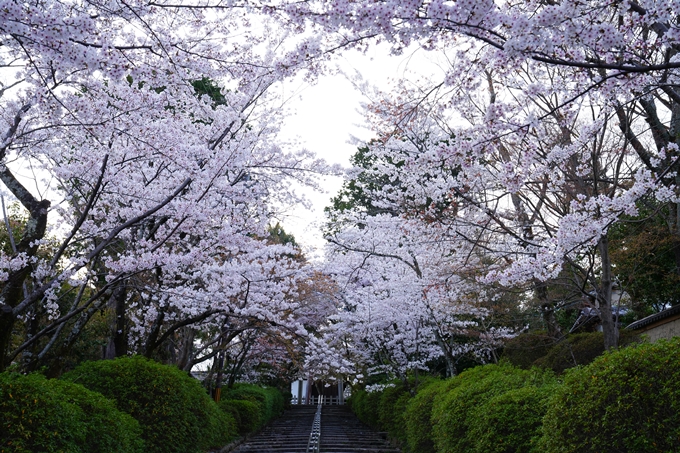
xmin=290 ymin=380 xmax=309 ymax=404
xmin=643 ymin=318 xmax=680 ymax=342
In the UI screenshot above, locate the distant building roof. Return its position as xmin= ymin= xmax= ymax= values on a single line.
xmin=626 ymin=305 xmax=680 ymax=331
xmin=569 ymin=307 xmax=600 ymax=333
xmin=569 ymin=306 xmax=630 ymax=334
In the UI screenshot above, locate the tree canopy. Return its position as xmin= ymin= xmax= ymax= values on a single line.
xmin=1 ymin=0 xmax=680 ymax=385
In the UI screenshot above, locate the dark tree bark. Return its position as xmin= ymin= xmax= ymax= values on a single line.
xmin=598 ymin=234 xmax=619 ymax=349
xmin=0 ymin=162 xmax=50 ymax=371
xmin=104 ymin=283 xmax=128 ymax=359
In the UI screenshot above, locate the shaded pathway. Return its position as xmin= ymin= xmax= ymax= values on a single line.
xmin=230 ymin=406 xmax=316 ymax=453
xmin=319 ymin=405 xmax=400 ymax=453
xmin=229 ymin=405 xmax=400 ymax=453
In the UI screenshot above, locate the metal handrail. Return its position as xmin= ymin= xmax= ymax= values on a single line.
xmin=292 ymin=395 xmax=344 ymax=405
xmin=306 ymin=395 xmax=323 ymax=453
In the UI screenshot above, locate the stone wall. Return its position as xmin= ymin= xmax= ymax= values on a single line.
xmin=639 ymin=317 xmax=680 ymax=342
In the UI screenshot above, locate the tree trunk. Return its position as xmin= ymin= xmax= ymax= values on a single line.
xmin=669 ymin=102 xmax=680 ymax=284
xmin=105 ymin=284 xmax=128 ymax=359
xmin=177 ymin=328 xmax=195 ymax=371
xmin=0 ymin=166 xmax=50 ymax=370
xmin=142 ymin=300 xmax=167 ymax=358
xmin=0 ymin=305 xmax=15 ymax=372
xmin=598 ymin=234 xmax=619 ymax=349
xmin=535 ymin=281 xmax=562 ymax=339
xmin=214 ymin=349 xmax=226 ymax=402
xmin=434 ymin=330 xmax=456 ymax=377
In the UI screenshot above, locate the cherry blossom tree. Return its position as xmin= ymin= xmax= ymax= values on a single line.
xmin=318 ymin=192 xmax=518 ymax=381
xmin=199 ymin=235 xmax=339 ymax=389
xmin=279 ymin=0 xmax=680 ymax=351
xmin=0 ymin=1 xmax=331 ymax=373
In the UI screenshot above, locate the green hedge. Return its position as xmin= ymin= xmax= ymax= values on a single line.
xmin=347 ymin=382 xmax=410 ymax=445
xmin=431 ymin=364 xmax=556 ymax=453
xmin=347 ymin=386 xmax=383 ymax=429
xmin=403 ymin=379 xmax=460 ymax=453
xmin=351 ymin=368 xmax=555 ymax=453
xmin=0 ymin=372 xmax=142 ymax=453
xmin=378 ymin=383 xmax=411 ymax=444
xmin=540 ymin=338 xmax=680 ymax=452
xmin=533 ymin=331 xmax=640 ymax=374
xmin=265 ymin=387 xmax=286 ymax=419
xmin=219 ymin=399 xmax=260 ymax=435
xmin=62 ymin=356 xmax=235 ymax=453
xmin=502 ymin=331 xmax=556 ymax=369
xmin=218 ymin=399 xmax=242 ymax=430
xmin=468 ymin=384 xmax=557 ymax=453
xmin=220 ymin=384 xmax=285 ymax=432
xmin=349 ymin=339 xmax=679 ymax=453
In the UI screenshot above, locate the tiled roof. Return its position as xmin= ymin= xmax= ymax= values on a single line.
xmin=625 ymin=305 xmax=680 ymax=330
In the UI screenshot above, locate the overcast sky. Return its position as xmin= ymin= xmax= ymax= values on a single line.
xmin=278 ymin=44 xmax=444 ymax=257
xmin=0 ymin=40 xmax=441 ymax=259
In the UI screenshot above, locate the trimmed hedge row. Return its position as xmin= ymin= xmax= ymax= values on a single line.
xmin=349 ymin=338 xmax=680 ymax=453
xmin=219 ymin=383 xmax=285 ymax=432
xmin=432 ymin=365 xmax=556 ymax=453
xmin=349 ymin=384 xmax=383 ymax=429
xmin=504 ymin=330 xmax=641 ymax=373
xmin=62 ymin=356 xmax=235 ymax=453
xmin=540 ymin=338 xmax=680 ymax=452
xmin=470 ymin=384 xmax=557 ymax=453
xmin=220 ymin=399 xmax=261 ymax=435
xmin=403 ymin=379 xmax=458 ymax=453
xmin=0 ymin=372 xmax=143 ymax=453
xmin=350 ymin=381 xmax=414 ymax=444
xmin=2 ymin=356 xmax=286 ymax=453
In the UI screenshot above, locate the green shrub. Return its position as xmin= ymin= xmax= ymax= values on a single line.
xmin=222 ymin=384 xmax=265 ymax=403
xmin=348 ymin=386 xmax=382 ymax=428
xmin=219 ymin=400 xmax=242 ymax=432
xmin=203 ymin=395 xmax=238 ymax=447
xmin=468 ymin=384 xmax=557 ymax=453
xmin=404 ymin=379 xmax=460 ymax=453
xmin=534 ymin=330 xmax=640 ymax=374
xmin=62 ymin=356 xmax=234 ymax=453
xmin=540 ymin=338 xmax=680 ymax=453
xmin=219 ymin=399 xmax=260 ymax=435
xmin=264 ymin=387 xmax=285 ymax=418
xmin=0 ymin=372 xmax=143 ymax=453
xmin=260 ymin=386 xmax=285 ymax=423
xmin=501 ymin=331 xmax=556 ymax=369
xmin=220 ymin=384 xmax=284 ymax=428
xmin=378 ymin=383 xmax=410 ymax=445
xmin=431 ymin=364 xmax=555 ymax=453
xmin=281 ymin=389 xmax=293 ymax=409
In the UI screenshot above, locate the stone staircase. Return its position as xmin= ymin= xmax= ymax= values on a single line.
xmin=319 ymin=405 xmax=400 ymax=453
xmin=229 ymin=405 xmax=400 ymax=453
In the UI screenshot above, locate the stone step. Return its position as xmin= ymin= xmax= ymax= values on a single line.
xmin=229 ymin=405 xmax=401 ymax=453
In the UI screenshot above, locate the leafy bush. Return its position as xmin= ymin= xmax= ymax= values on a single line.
xmin=62 ymin=356 xmax=234 ymax=453
xmin=540 ymin=338 xmax=680 ymax=453
xmin=404 ymin=379 xmax=460 ymax=453
xmin=377 ymin=383 xmax=410 ymax=445
xmin=265 ymin=387 xmax=286 ymax=418
xmin=221 ymin=384 xmax=265 ymax=403
xmin=220 ymin=384 xmax=284 ymax=428
xmin=0 ymin=372 xmax=142 ymax=453
xmin=203 ymin=399 xmax=237 ymax=447
xmin=219 ymin=399 xmax=260 ymax=435
xmin=534 ymin=330 xmax=640 ymax=374
xmin=501 ymin=331 xmax=556 ymax=369
xmin=348 ymin=386 xmax=382 ymax=429
xmin=431 ymin=364 xmax=555 ymax=453
xmin=281 ymin=389 xmax=293 ymax=409
xmin=468 ymin=384 xmax=557 ymax=453
xmin=218 ymin=400 xmax=242 ymax=431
